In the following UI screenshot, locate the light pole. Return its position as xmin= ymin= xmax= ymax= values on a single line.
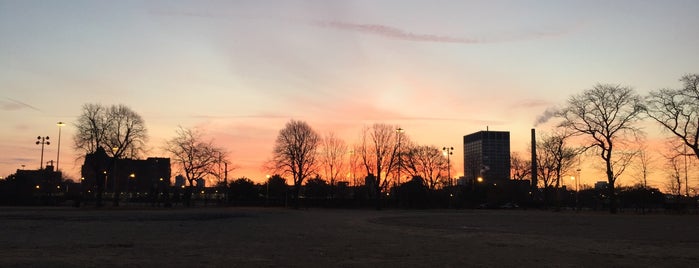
xmin=575 ymin=168 xmax=581 ymax=209
xmin=443 ymin=147 xmax=454 ymax=186
xmin=56 ymin=122 xmax=65 ymax=171
xmin=36 ymin=136 xmax=50 ymax=169
xmin=112 ymin=147 xmax=119 ymax=206
xmin=396 ymin=127 xmax=404 ymax=185
xmin=266 ymin=174 xmax=271 ymax=206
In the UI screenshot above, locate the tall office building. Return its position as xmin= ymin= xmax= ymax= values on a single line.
xmin=463 ymin=130 xmax=511 ymax=184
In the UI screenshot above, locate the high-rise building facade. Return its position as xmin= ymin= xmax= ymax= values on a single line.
xmin=463 ymin=131 xmax=511 ymax=184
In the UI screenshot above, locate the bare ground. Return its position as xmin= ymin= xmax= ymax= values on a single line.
xmin=0 ymin=207 xmax=698 ymax=267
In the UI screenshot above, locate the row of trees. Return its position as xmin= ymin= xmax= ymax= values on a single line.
xmin=269 ymin=121 xmax=451 ymax=209
xmin=514 ymin=74 xmax=698 ymax=213
xmin=72 ymin=106 xmax=453 ymax=209
xmin=70 ymin=74 xmax=698 ymax=212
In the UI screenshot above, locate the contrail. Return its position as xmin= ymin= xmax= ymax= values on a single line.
xmin=2 ymin=98 xmax=41 ymax=112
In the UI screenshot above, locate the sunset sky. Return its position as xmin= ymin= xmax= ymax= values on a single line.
xmin=1 ymin=1 xmax=698 ymax=188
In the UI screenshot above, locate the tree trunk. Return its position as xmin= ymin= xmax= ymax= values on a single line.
xmin=293 ymin=183 xmax=301 ymax=209
xmin=608 ymin=181 xmax=617 ymax=214
xmin=375 ymin=181 xmax=382 ymax=210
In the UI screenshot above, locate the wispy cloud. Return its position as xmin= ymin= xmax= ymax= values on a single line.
xmin=311 ymin=20 xmax=575 ymax=44
xmin=1 ymin=98 xmax=41 ymax=112
xmin=514 ymin=99 xmax=553 ymax=108
xmin=311 ymin=20 xmax=486 ymax=44
xmin=189 ymin=113 xmax=294 ymax=120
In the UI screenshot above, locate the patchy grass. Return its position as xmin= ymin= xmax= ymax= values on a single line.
xmin=0 ymin=207 xmax=697 ymax=267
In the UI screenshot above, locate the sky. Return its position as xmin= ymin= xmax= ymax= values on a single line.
xmin=1 ymin=0 xmax=698 ymax=189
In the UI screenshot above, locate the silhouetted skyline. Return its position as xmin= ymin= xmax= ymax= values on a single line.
xmin=2 ymin=1 xmax=699 ymax=188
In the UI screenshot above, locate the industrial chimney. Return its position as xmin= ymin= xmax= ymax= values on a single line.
xmin=531 ymin=128 xmax=538 ymax=190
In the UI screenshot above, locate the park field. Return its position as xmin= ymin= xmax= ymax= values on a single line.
xmin=1 ymin=207 xmax=698 ymax=267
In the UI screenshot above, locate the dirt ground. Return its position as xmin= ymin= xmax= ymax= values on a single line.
xmin=0 ymin=207 xmax=698 ymax=267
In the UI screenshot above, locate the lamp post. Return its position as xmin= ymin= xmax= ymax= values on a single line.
xmin=56 ymin=122 xmax=65 ymax=171
xmin=266 ymin=174 xmax=271 ymax=206
xmin=443 ymin=147 xmax=454 ymax=186
xmin=112 ymin=147 xmax=119 ymax=206
xmin=396 ymin=127 xmax=404 ymax=185
xmin=128 ymin=173 xmax=135 ymax=203
xmin=35 ymin=136 xmax=50 ymax=169
xmin=575 ymin=168 xmax=581 ymax=209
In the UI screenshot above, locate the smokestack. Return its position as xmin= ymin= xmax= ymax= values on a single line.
xmin=531 ymin=128 xmax=538 ymax=190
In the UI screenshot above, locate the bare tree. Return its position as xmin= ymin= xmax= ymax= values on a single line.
xmin=73 ymin=103 xmax=148 ymax=207
xmin=510 ymin=152 xmax=531 ymax=181
xmin=164 ymin=127 xmax=223 ymax=191
xmin=358 ymin=123 xmax=402 ymax=209
xmin=104 ymin=105 xmax=148 ymax=159
xmin=211 ymin=151 xmax=235 ymax=188
xmin=319 ymin=132 xmax=348 ymax=190
xmin=74 ymin=103 xmax=148 ymax=158
xmin=402 ymin=144 xmax=449 ymax=190
xmin=646 ymin=74 xmax=699 ymax=160
xmin=536 ymin=131 xmax=578 ymax=208
xmin=634 ymin=145 xmax=655 ymax=188
xmin=558 ymin=84 xmax=644 ymax=213
xmin=348 ymin=145 xmax=362 ymax=186
xmin=664 ymin=150 xmax=684 ymax=197
xmin=271 ymin=120 xmax=320 ymax=208
xmin=74 ymin=103 xmax=109 ymax=155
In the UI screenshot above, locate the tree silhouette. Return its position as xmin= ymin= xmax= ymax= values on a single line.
xmin=402 ymin=144 xmax=448 ymax=190
xmin=271 ymin=120 xmax=320 ymax=209
xmin=559 ymin=84 xmax=644 ymax=213
xmin=74 ymin=103 xmax=148 ymax=159
xmin=164 ymin=127 xmax=224 ymax=205
xmin=510 ymin=152 xmax=531 ymax=181
xmin=535 ymin=130 xmax=578 ymax=209
xmin=646 ymin=74 xmax=699 ymax=160
xmin=73 ymin=103 xmax=148 ymax=206
xmin=228 ymin=177 xmax=258 ymax=205
xmin=304 ymin=176 xmax=330 ymax=199
xmin=319 ymin=132 xmax=348 ymax=197
xmin=358 ymin=123 xmax=402 ymax=209
xmin=265 ymin=175 xmax=289 ymax=204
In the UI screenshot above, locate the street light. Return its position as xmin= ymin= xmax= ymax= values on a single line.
xmin=443 ymin=147 xmax=454 ymax=186
xmin=266 ymin=174 xmax=271 ymax=205
xmin=35 ymin=136 xmax=50 ymax=169
xmin=396 ymin=127 xmax=404 ymax=185
xmin=128 ymin=173 xmax=135 ymax=201
xmin=56 ymin=122 xmax=65 ymax=171
xmin=112 ymin=147 xmax=119 ymax=206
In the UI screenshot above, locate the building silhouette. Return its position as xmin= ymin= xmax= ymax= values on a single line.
xmin=0 ymin=165 xmax=63 ymax=205
xmin=463 ymin=130 xmax=511 ymax=185
xmin=81 ymin=148 xmax=171 ymax=197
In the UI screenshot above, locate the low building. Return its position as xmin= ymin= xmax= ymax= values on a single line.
xmin=0 ymin=165 xmax=63 ymax=205
xmin=80 ymin=148 xmax=171 ymax=196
